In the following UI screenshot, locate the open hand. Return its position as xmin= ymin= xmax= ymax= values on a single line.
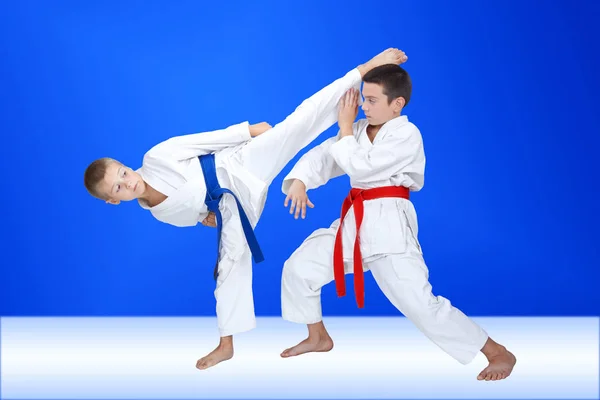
xmin=338 ymin=88 xmax=360 ymax=134
xmin=284 ymin=179 xmax=314 ymax=219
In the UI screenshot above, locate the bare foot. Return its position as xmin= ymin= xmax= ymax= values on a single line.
xmin=196 ymin=337 xmax=234 ymax=370
xmin=358 ymin=48 xmax=408 ymax=76
xmin=281 ymin=332 xmax=333 ymax=358
xmin=478 ymin=338 xmax=517 ymax=381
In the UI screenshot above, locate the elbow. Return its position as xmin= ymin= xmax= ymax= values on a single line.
xmin=343 ymin=162 xmax=371 ymax=181
xmin=349 ymin=171 xmax=369 ymax=181
xmin=144 ymin=142 xmax=174 ymax=161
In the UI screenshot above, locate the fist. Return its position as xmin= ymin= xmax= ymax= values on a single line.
xmin=201 ymin=212 xmax=217 ymax=228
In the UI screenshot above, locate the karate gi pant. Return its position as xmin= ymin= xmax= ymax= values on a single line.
xmin=281 ymin=221 xmax=490 ymax=365
xmin=214 ymin=68 xmax=362 ymax=337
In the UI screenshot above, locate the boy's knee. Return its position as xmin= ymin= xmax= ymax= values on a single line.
xmin=392 ymin=285 xmax=437 ymax=317
xmin=282 ymin=256 xmax=303 ymax=283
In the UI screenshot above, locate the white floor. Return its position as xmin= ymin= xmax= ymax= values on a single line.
xmin=1 ymin=316 xmax=598 ymax=399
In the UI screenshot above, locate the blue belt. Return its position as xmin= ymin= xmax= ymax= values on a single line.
xmin=199 ymin=154 xmax=264 ymax=279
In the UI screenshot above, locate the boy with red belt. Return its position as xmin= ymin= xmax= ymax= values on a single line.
xmin=280 ymin=64 xmax=516 ymax=381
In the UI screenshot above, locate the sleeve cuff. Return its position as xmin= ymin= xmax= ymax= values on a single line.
xmin=239 ymin=121 xmax=252 ymax=140
xmin=282 ymin=174 xmax=309 ymax=194
xmin=328 ymin=135 xmax=356 ymax=159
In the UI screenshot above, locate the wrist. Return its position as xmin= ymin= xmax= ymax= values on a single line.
xmin=339 ymin=126 xmax=353 ymax=137
xmin=293 ymin=179 xmax=307 ymax=190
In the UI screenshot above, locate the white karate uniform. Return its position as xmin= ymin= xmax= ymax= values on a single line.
xmin=136 ymin=68 xmax=363 ymax=337
xmin=280 ymin=116 xmax=489 ymax=365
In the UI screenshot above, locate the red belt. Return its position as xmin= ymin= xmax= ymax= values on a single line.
xmin=333 ymin=186 xmax=410 ymax=308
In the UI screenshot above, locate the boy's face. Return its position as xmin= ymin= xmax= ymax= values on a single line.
xmin=361 ymin=82 xmax=405 ymax=126
xmin=99 ymin=161 xmax=145 ymax=205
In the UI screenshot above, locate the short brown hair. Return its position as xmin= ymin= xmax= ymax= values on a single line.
xmin=363 ymin=64 xmax=412 ymax=106
xmin=84 ymin=157 xmax=117 ymax=200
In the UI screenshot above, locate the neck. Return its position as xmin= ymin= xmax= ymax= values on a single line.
xmin=367 ymin=123 xmax=383 ymax=134
xmin=138 ymin=181 xmax=154 ymax=202
xmin=370 ymin=113 xmax=402 ymax=128
xmin=366 ymin=124 xmax=381 ymax=143
xmin=139 ymin=182 xmax=168 ymax=208
xmin=367 ymin=113 xmax=402 ymax=141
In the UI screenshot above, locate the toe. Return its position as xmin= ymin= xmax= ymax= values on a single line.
xmin=283 ymin=346 xmax=298 ymax=357
xmin=197 ymin=357 xmax=210 ymax=370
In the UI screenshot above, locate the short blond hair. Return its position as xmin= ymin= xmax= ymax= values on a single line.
xmin=84 ymin=157 xmax=117 ymax=200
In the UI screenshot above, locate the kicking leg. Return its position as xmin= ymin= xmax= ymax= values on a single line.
xmin=241 ymin=48 xmax=407 ymax=185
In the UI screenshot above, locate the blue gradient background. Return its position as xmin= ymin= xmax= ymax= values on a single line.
xmin=1 ymin=0 xmax=599 ymax=318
